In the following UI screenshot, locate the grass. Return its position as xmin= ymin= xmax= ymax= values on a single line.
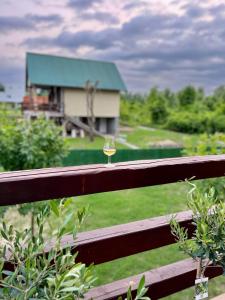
xmin=69 ymin=182 xmax=225 ymax=299
xmin=65 ymin=136 xmax=128 ymax=149
xmin=65 ymin=127 xmax=199 ymax=150
xmin=122 ymin=127 xmax=199 ymax=149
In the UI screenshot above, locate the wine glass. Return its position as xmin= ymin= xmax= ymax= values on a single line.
xmin=103 ymin=136 xmax=116 ymax=167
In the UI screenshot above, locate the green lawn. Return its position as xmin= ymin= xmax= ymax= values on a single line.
xmin=65 ymin=127 xmax=199 ymax=150
xmin=123 ymin=127 xmax=199 ymax=149
xmin=69 ymin=182 xmax=225 ymax=299
xmin=65 ymin=136 xmax=128 ymax=149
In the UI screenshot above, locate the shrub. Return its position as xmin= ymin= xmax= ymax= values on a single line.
xmin=178 ymin=85 xmax=197 ymax=107
xmin=0 ymin=199 xmax=95 ymax=299
xmin=207 ymin=114 xmax=225 ymax=133
xmin=0 ymin=117 xmax=67 ymax=233
xmin=170 ymin=182 xmax=225 ymax=279
xmin=0 ymin=118 xmax=66 ymax=171
xmin=165 ymin=112 xmax=207 ymax=134
xmin=147 ymin=88 xmax=168 ymax=124
xmin=183 ymin=133 xmax=225 ymax=200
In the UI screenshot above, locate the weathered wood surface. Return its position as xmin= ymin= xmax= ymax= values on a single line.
xmin=3 ymin=211 xmax=194 ymax=270
xmin=85 ymin=259 xmax=223 ymax=300
xmin=74 ymin=210 xmax=194 ymax=265
xmin=0 ymin=155 xmax=225 ymax=205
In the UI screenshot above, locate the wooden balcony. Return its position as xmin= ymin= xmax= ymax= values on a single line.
xmin=0 ymin=155 xmax=225 ymax=299
xmin=22 ymin=102 xmax=61 ymax=112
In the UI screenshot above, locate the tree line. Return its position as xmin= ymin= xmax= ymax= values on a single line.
xmin=121 ymin=85 xmax=225 ymax=134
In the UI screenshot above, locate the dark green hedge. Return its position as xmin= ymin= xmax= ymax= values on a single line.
xmin=63 ymin=148 xmax=183 ymax=166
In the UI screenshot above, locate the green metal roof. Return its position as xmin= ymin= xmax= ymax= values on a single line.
xmin=26 ymin=53 xmax=127 ymax=91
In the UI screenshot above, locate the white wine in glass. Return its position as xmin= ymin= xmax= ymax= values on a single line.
xmin=103 ymin=136 xmax=116 ymax=167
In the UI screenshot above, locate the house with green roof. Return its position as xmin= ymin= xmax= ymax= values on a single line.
xmin=23 ymin=52 xmax=127 ymax=135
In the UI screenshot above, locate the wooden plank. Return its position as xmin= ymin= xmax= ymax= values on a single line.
xmin=85 ymin=259 xmax=223 ymax=300
xmin=0 ymin=155 xmax=225 ymax=205
xmin=74 ymin=210 xmax=194 ymax=265
xmin=4 ymin=210 xmax=194 ymax=271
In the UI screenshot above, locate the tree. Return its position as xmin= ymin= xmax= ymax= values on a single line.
xmin=213 ymin=85 xmax=225 ymax=100
xmin=178 ymin=85 xmax=197 ymax=107
xmin=147 ymin=87 xmax=168 ymax=124
xmin=0 ymin=117 xmax=67 ymax=234
xmin=170 ymin=182 xmax=225 ymax=297
xmin=163 ymin=88 xmax=177 ymax=107
xmin=85 ymin=80 xmax=99 ymax=142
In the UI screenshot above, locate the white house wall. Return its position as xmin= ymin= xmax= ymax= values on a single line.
xmin=64 ymin=88 xmax=120 ymax=117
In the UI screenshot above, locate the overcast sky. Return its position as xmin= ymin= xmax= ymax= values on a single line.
xmin=1 ymin=0 xmax=225 ymax=98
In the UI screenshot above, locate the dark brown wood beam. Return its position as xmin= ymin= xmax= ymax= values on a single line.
xmin=73 ymin=210 xmax=194 ymax=265
xmin=3 ymin=211 xmax=194 ymax=269
xmin=0 ymin=155 xmax=225 ymax=205
xmin=85 ymin=259 xmax=223 ymax=300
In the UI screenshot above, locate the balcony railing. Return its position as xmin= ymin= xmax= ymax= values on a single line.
xmin=22 ymin=102 xmax=61 ymax=112
xmin=0 ymin=155 xmax=225 ymax=299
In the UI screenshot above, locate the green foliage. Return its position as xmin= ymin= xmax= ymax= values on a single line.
xmin=178 ymin=85 xmax=197 ymax=107
xmin=0 ymin=117 xmax=67 ymax=228
xmin=120 ymin=85 xmax=225 ymax=135
xmin=0 ymin=118 xmax=66 ymax=171
xmin=118 ymin=276 xmax=150 ymax=300
xmin=170 ymin=182 xmax=225 ymax=278
xmin=166 ymin=111 xmax=225 ymax=134
xmin=147 ymin=87 xmax=168 ymax=124
xmin=0 ymin=199 xmax=95 ymax=299
xmin=120 ymin=94 xmax=149 ymax=126
xmin=165 ymin=112 xmax=207 ymax=134
xmin=183 ymin=133 xmax=225 ymax=200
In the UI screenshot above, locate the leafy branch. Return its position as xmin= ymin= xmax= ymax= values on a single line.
xmin=170 ymin=181 xmax=225 ymax=279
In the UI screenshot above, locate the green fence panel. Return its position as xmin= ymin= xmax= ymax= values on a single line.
xmin=63 ymin=148 xmax=183 ymax=166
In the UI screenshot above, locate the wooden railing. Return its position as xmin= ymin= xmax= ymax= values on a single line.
xmin=0 ymin=155 xmax=225 ymax=299
xmin=22 ymin=102 xmax=60 ymax=112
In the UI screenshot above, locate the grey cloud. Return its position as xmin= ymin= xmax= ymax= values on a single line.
xmin=209 ymin=4 xmax=225 ymax=15
xmin=184 ymin=4 xmax=206 ymax=18
xmin=80 ymin=12 xmax=119 ymax=24
xmin=123 ymin=1 xmax=146 ymax=10
xmin=26 ymin=14 xmax=63 ymax=25
xmin=23 ymin=27 xmax=118 ymax=49
xmin=68 ymin=0 xmax=103 ymax=10
xmin=0 ymin=62 xmax=24 ymax=86
xmin=19 ymin=5 xmax=225 ymax=93
xmin=0 ymin=16 xmax=34 ymax=32
xmin=0 ymin=13 xmax=63 ymax=33
xmin=23 ymin=11 xmax=190 ymax=50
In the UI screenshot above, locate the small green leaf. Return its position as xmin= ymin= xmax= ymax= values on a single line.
xmin=50 ymin=201 xmax=59 ymax=217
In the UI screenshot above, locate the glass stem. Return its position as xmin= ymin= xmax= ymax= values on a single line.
xmin=108 ymin=155 xmax=111 ymax=165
